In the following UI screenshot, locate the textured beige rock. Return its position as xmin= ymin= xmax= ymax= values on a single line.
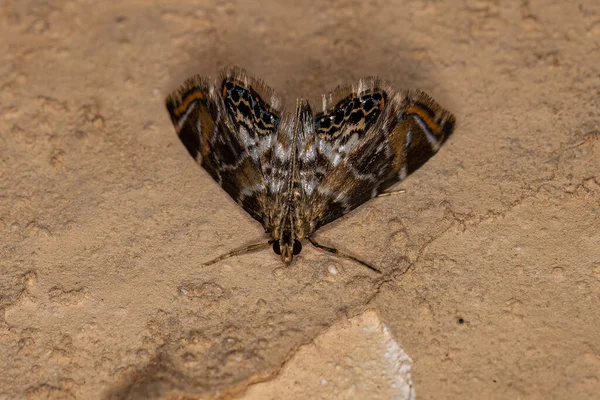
xmin=243 ymin=310 xmax=414 ymax=400
xmin=1 ymin=1 xmax=599 ymax=399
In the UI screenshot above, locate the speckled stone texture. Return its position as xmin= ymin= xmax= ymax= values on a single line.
xmin=1 ymin=1 xmax=599 ymax=399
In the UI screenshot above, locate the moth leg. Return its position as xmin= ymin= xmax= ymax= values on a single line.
xmin=203 ymin=241 xmax=272 ymax=266
xmin=376 ymin=189 xmax=406 ymax=198
xmin=307 ymin=237 xmax=381 ymax=274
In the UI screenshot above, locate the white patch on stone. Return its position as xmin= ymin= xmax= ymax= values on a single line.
xmin=327 ymin=264 xmax=338 ymax=275
xmin=241 ymin=310 xmax=415 ymax=399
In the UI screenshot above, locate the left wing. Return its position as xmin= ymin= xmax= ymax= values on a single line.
xmin=295 ymin=78 xmax=456 ymax=234
xmin=165 ymin=67 xmax=285 ymax=226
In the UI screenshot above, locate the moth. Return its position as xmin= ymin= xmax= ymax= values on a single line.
xmin=166 ymin=67 xmax=455 ymax=272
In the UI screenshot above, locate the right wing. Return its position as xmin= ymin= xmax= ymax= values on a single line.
xmin=295 ymin=78 xmax=456 ymax=234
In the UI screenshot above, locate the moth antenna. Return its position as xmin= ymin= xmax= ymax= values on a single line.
xmin=203 ymin=241 xmax=272 ymax=266
xmin=307 ymin=237 xmax=381 ymax=274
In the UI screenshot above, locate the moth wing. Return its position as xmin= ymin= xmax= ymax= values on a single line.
xmin=296 ymin=79 xmax=456 ymax=233
xmin=165 ymin=67 xmax=285 ymax=225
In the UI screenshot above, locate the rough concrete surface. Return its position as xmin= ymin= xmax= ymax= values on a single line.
xmin=1 ymin=0 xmax=599 ymax=399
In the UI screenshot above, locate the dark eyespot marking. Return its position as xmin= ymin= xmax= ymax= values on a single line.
xmin=230 ymin=89 xmax=240 ymax=103
xmin=241 ymin=88 xmax=250 ymax=101
xmin=221 ymin=79 xmax=280 ymax=134
xmin=237 ymin=101 xmax=251 ymax=116
xmin=316 ymin=118 xmax=331 ymax=130
xmin=334 ymin=109 xmax=345 ymax=124
xmin=315 ymin=90 xmax=387 ymax=139
xmin=348 ymin=109 xmax=365 ymax=125
xmin=253 ymin=103 xmax=262 ymax=119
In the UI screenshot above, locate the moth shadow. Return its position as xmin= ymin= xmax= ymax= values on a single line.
xmin=101 ymin=352 xmax=184 ymax=400
xmin=163 ymin=2 xmax=453 ymax=105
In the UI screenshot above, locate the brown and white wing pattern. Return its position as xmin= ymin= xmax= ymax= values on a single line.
xmin=295 ymin=79 xmax=456 ymax=234
xmin=165 ymin=67 xmax=286 ymax=226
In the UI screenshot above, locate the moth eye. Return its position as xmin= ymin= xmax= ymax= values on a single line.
xmin=292 ymin=240 xmax=302 ymax=256
xmin=272 ymin=241 xmax=281 ymax=255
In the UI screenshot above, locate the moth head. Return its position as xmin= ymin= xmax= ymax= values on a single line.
xmin=272 ymin=239 xmax=302 ymax=264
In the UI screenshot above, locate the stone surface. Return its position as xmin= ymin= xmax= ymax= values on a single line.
xmin=1 ymin=1 xmax=599 ymax=399
xmin=243 ymin=310 xmax=414 ymax=400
